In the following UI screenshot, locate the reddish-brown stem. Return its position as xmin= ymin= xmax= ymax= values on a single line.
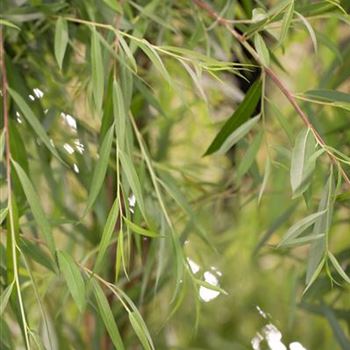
xmin=192 ymin=0 xmax=350 ymax=186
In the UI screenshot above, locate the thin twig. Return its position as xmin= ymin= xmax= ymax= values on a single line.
xmin=192 ymin=0 xmax=350 ymax=187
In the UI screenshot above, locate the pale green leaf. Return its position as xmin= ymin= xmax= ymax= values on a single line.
xmin=278 ymin=210 xmax=326 ymax=247
xmin=296 ymin=11 xmax=317 ymax=53
xmin=290 ymin=128 xmax=316 ymax=196
xmin=54 ymin=17 xmax=69 ymax=70
xmin=328 ymin=252 xmax=350 ymax=284
xmin=113 ymin=79 xmax=126 ymax=149
xmin=279 ymin=1 xmax=294 ymax=45
xmin=0 ymin=19 xmax=20 ymax=30
xmin=129 ymin=312 xmax=153 ymax=350
xmin=124 ymin=217 xmax=159 ymax=238
xmin=94 ymin=198 xmax=120 ymax=273
xmin=0 ymin=207 xmax=8 ymax=225
xmin=57 ymin=251 xmax=86 ymax=312
xmin=254 ymin=34 xmax=270 ymax=66
xmin=84 ymin=124 xmax=114 ymax=216
xmin=258 ymin=157 xmax=271 ymax=203
xmin=216 ymin=115 xmax=260 ymax=155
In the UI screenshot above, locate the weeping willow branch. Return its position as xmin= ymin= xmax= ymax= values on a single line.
xmin=0 ymin=26 xmax=31 ymax=349
xmin=192 ymin=0 xmax=350 ymax=187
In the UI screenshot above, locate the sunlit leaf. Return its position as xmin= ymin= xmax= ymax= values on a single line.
xmin=254 ymin=33 xmax=270 ymax=66
xmin=123 ymin=217 xmax=159 ymax=238
xmin=91 ymin=28 xmax=104 ymax=111
xmin=279 ymin=1 xmax=294 ymax=45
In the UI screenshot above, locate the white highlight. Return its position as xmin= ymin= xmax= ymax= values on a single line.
xmin=187 ymin=258 xmax=200 ymax=274
xmin=74 ymin=139 xmax=85 ymax=153
xmin=128 ymin=193 xmax=136 ymax=213
xmin=29 ymin=94 xmax=35 ymax=101
xmin=33 ymin=88 xmax=44 ymax=98
xmin=73 ymin=163 xmax=80 ymax=173
xmin=61 ymin=113 xmax=77 ymax=131
xmin=63 ymin=143 xmax=74 ymax=154
xmin=289 ymin=343 xmax=307 ymax=350
xmin=199 ymin=271 xmax=220 ymax=302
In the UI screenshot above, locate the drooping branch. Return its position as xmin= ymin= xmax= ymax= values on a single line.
xmin=192 ymin=0 xmax=350 ymax=187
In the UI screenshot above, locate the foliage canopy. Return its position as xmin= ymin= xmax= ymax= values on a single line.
xmin=1 ymin=0 xmax=350 ymax=349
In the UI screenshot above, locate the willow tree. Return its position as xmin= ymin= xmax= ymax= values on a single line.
xmin=1 ymin=0 xmax=350 ymax=349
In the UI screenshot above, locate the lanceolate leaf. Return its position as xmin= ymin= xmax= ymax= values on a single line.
xmin=205 ymin=79 xmax=262 ymax=155
xmin=290 ymin=128 xmax=316 ymax=196
xmin=279 ymin=0 xmax=294 ymax=45
xmin=94 ymin=198 xmax=120 ymax=273
xmin=12 ymin=160 xmax=56 ymax=256
xmin=57 ymin=251 xmax=86 ymax=312
xmin=8 ymin=88 xmax=63 ymax=162
xmin=306 ymin=172 xmax=335 ymax=284
xmin=215 ymin=115 xmax=261 ymax=155
xmin=328 ymin=252 xmax=350 ymax=284
xmin=83 ymin=124 xmax=114 ymax=216
xmin=123 ymin=217 xmax=159 ymax=238
xmin=113 ymin=79 xmax=127 ymax=149
xmin=254 ymin=33 xmax=270 ymax=66
xmin=91 ymin=28 xmax=104 ymax=111
xmin=0 ymin=281 xmax=14 ymax=316
xmin=0 ymin=207 xmax=8 ymax=225
xmin=278 ymin=210 xmax=326 ymax=247
xmin=119 ymin=151 xmax=146 ymax=220
xmin=129 ymin=312 xmax=153 ymax=350
xmin=92 ymin=280 xmax=125 ymax=350
xmin=54 ymin=17 xmax=69 ymax=70
xmin=304 ymin=89 xmax=350 ymax=104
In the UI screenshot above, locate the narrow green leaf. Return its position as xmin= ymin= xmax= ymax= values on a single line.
xmin=124 ymin=217 xmax=159 ymax=238
xmin=194 ymin=279 xmax=228 ymax=295
xmin=12 ymin=160 xmax=56 ymax=256
xmin=115 ymin=230 xmax=125 ymax=282
xmin=84 ymin=124 xmax=114 ymax=216
xmin=306 ymin=171 xmax=334 ymax=284
xmin=0 ymin=19 xmax=20 ymax=30
xmin=92 ymin=280 xmax=125 ymax=350
xmin=290 ymin=128 xmax=316 ymax=196
xmin=304 ymin=89 xmax=350 ymax=104
xmin=304 ymin=257 xmax=325 ymax=294
xmin=254 ymin=33 xmax=270 ymax=66
xmin=0 ymin=281 xmax=14 ymax=316
xmin=103 ymin=0 xmax=123 ymax=13
xmin=91 ymin=28 xmax=104 ymax=111
xmin=94 ymin=198 xmax=119 ymax=273
xmin=113 ymin=79 xmax=126 ymax=149
xmin=278 ymin=210 xmax=326 ymax=247
xmin=119 ymin=151 xmax=146 ymax=220
xmin=296 ymin=11 xmax=317 ymax=53
xmin=328 ymin=252 xmax=350 ymax=284
xmin=0 ymin=207 xmax=8 ymax=225
xmin=54 ymin=17 xmax=69 ymax=70
xmin=258 ymin=157 xmax=271 ymax=203
xmin=205 ymin=79 xmax=262 ymax=155
xmin=137 ymin=40 xmax=171 ymax=83
xmin=0 ymin=129 xmax=5 ymax=162
xmin=237 ymin=131 xmax=263 ymax=179
xmin=8 ymin=88 xmax=63 ymax=162
xmin=215 ymin=115 xmax=260 ymax=155
xmin=280 ymin=233 xmax=325 ymax=247
xmin=129 ymin=312 xmax=152 ymax=350
xmin=279 ymin=1 xmax=294 ymax=45
xmin=57 ymin=251 xmax=86 ymax=312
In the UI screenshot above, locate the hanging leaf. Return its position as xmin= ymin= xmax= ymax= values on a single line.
xmin=279 ymin=1 xmax=294 ymax=45
xmin=92 ymin=280 xmax=125 ymax=350
xmin=123 ymin=217 xmax=159 ymax=238
xmin=94 ymin=198 xmax=120 ymax=273
xmin=54 ymin=17 xmax=69 ymax=70
xmin=278 ymin=210 xmax=326 ymax=247
xmin=113 ymin=79 xmax=127 ymax=149
xmin=258 ymin=157 xmax=271 ymax=203
xmin=215 ymin=115 xmax=260 ymax=155
xmin=119 ymin=151 xmax=146 ymax=220
xmin=129 ymin=312 xmax=153 ymax=350
xmin=8 ymin=88 xmax=63 ymax=162
xmin=12 ymin=160 xmax=56 ymax=256
xmin=254 ymin=33 xmax=270 ymax=66
xmin=205 ymin=79 xmax=262 ymax=155
xmin=304 ymin=89 xmax=350 ymax=104
xmin=296 ymin=11 xmax=317 ymax=53
xmin=0 ymin=207 xmax=8 ymax=225
xmin=290 ymin=128 xmax=317 ymax=196
xmin=57 ymin=251 xmax=86 ymax=312
xmin=91 ymin=28 xmax=104 ymax=111
xmin=83 ymin=124 xmax=114 ymax=216
xmin=0 ymin=281 xmax=14 ymax=316
xmin=328 ymin=252 xmax=350 ymax=284
xmin=306 ymin=171 xmax=335 ymax=284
